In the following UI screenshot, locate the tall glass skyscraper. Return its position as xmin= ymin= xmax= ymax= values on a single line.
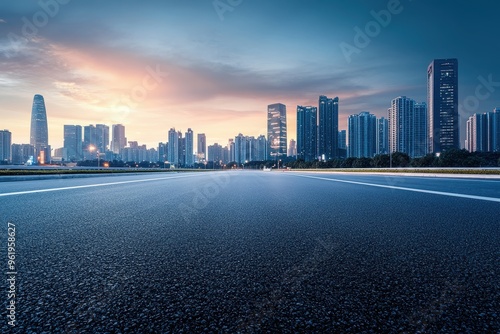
xmin=318 ymin=95 xmax=339 ymax=160
xmin=30 ymin=94 xmax=49 ymax=161
xmin=0 ymin=130 xmax=12 ymax=163
xmin=267 ymin=103 xmax=287 ymax=159
xmin=111 ymin=124 xmax=126 ymax=154
xmin=427 ymin=59 xmax=459 ymax=153
xmin=185 ymin=128 xmax=194 ymax=167
xmin=167 ymin=128 xmax=179 ymax=166
xmin=296 ymin=105 xmax=317 ymax=162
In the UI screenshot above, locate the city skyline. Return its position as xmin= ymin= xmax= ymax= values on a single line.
xmin=1 ymin=1 xmax=499 ymax=149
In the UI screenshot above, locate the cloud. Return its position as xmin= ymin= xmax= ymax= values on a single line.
xmin=0 ymin=19 xmax=6 ymax=23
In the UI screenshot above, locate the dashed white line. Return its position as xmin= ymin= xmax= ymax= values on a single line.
xmin=291 ymin=174 xmax=500 ymax=203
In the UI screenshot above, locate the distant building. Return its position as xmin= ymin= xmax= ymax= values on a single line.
xmin=466 ymin=110 xmax=499 ymax=152
xmin=64 ymin=125 xmax=83 ymax=161
xmin=158 ymin=142 xmax=167 ymax=162
xmin=197 ymin=133 xmax=206 ymax=161
xmin=111 ymin=124 xmax=126 ymax=154
xmin=228 ymin=138 xmax=235 ymax=162
xmin=185 ymin=128 xmax=194 ymax=167
xmin=11 ymin=144 xmax=34 ymax=165
xmin=267 ymin=103 xmax=287 ymax=159
xmin=0 ymin=130 xmax=12 ymax=163
xmin=208 ymin=143 xmax=224 ymax=162
xmin=338 ymin=130 xmax=347 ymax=150
xmin=376 ymin=118 xmax=388 ymax=155
xmin=257 ymin=135 xmax=267 ymax=161
xmin=348 ymin=112 xmax=377 ymax=158
xmin=234 ymin=133 xmax=247 ymax=164
xmin=428 ymin=58 xmax=459 ymax=153
xmin=297 ymin=105 xmax=317 ymax=161
xmin=30 ymin=94 xmax=50 ymax=163
xmin=95 ymin=124 xmax=109 ymax=153
xmin=178 ymin=131 xmax=185 ymax=167
xmin=167 ymin=128 xmax=179 ymax=166
xmin=318 ymin=95 xmax=339 ymax=160
xmin=288 ymin=139 xmax=297 ymax=158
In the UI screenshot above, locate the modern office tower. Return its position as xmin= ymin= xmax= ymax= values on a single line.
xmin=197 ymin=133 xmax=207 ymax=161
xmin=111 ymin=124 xmax=126 ymax=154
xmin=347 ymin=112 xmax=377 ymax=158
xmin=30 ymin=94 xmax=49 ymax=162
xmin=288 ymin=139 xmax=297 ymax=157
xmin=234 ymin=133 xmax=247 ymax=164
xmin=120 ymin=142 xmax=150 ymax=162
xmin=376 ymin=118 xmax=389 ymax=155
xmin=63 ymin=125 xmax=83 ymax=161
xmin=489 ymin=108 xmax=500 ymax=152
xmin=389 ymin=96 xmax=427 ymax=158
xmin=338 ymin=130 xmax=347 ymax=150
xmin=95 ymin=124 xmax=109 ymax=153
xmin=296 ymin=105 xmax=317 ymax=162
xmin=185 ymin=128 xmax=194 ymax=167
xmin=11 ymin=144 xmax=35 ymax=165
xmin=228 ymin=138 xmax=235 ymax=162
xmin=466 ymin=113 xmax=490 ymax=152
xmin=267 ymin=103 xmax=287 ymax=159
xmin=208 ymin=143 xmax=224 ymax=162
xmin=257 ymin=135 xmax=267 ymax=161
xmin=318 ymin=95 xmax=339 ymax=160
xmin=427 ymin=58 xmax=459 ymax=153
xmin=413 ymin=102 xmax=428 ymax=157
xmin=167 ymin=128 xmax=179 ymax=166
xmin=0 ymin=130 xmax=12 ymax=163
xmin=158 ymin=142 xmax=167 ymax=162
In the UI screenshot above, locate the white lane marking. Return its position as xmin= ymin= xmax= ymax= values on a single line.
xmin=0 ymin=174 xmax=203 ymax=197
xmin=291 ymin=174 xmax=500 ymax=203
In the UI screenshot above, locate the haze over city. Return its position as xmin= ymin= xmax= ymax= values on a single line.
xmin=1 ymin=0 xmax=499 ymax=149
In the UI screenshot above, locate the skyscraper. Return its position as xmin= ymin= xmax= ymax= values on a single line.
xmin=197 ymin=133 xmax=206 ymax=161
xmin=427 ymin=59 xmax=459 ymax=153
xmin=413 ymin=102 xmax=428 ymax=157
xmin=296 ymin=105 xmax=317 ymax=162
xmin=111 ymin=124 xmax=126 ymax=154
xmin=83 ymin=125 xmax=96 ymax=150
xmin=466 ymin=110 xmax=499 ymax=153
xmin=178 ymin=131 xmax=185 ymax=167
xmin=167 ymin=128 xmax=179 ymax=166
xmin=63 ymin=125 xmax=83 ymax=161
xmin=338 ymin=130 xmax=347 ymax=150
xmin=318 ymin=95 xmax=339 ymax=160
xmin=30 ymin=94 xmax=49 ymax=162
xmin=234 ymin=133 xmax=247 ymax=164
xmin=257 ymin=135 xmax=267 ymax=161
xmin=267 ymin=103 xmax=287 ymax=159
xmin=348 ymin=112 xmax=377 ymax=158
xmin=376 ymin=118 xmax=389 ymax=155
xmin=11 ymin=144 xmax=34 ymax=165
xmin=0 ymin=130 xmax=12 ymax=163
xmin=185 ymin=128 xmax=194 ymax=167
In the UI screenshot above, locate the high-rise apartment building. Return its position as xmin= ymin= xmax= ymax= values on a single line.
xmin=257 ymin=135 xmax=267 ymax=161
xmin=234 ymin=133 xmax=247 ymax=164
xmin=318 ymin=95 xmax=339 ymax=160
xmin=348 ymin=112 xmax=377 ymax=158
xmin=111 ymin=124 xmax=126 ymax=154
xmin=427 ymin=59 xmax=459 ymax=153
xmin=288 ymin=139 xmax=297 ymax=157
xmin=466 ymin=109 xmax=500 ymax=153
xmin=167 ymin=128 xmax=179 ymax=166
xmin=0 ymin=130 xmax=12 ymax=163
xmin=376 ymin=118 xmax=389 ymax=155
xmin=197 ymin=133 xmax=206 ymax=161
xmin=267 ymin=103 xmax=287 ymax=159
xmin=297 ymin=106 xmax=317 ymax=162
xmin=11 ymin=144 xmax=34 ymax=165
xmin=63 ymin=125 xmax=83 ymax=161
xmin=185 ymin=128 xmax=194 ymax=167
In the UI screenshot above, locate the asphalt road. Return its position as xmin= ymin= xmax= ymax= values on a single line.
xmin=0 ymin=171 xmax=499 ymax=333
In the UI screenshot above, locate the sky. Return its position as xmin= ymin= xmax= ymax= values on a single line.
xmin=1 ymin=0 xmax=499 ymax=150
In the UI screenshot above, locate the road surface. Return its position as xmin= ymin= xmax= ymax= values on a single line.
xmin=0 ymin=171 xmax=498 ymax=332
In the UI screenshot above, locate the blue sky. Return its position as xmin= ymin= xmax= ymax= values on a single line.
xmin=1 ymin=0 xmax=499 ymax=149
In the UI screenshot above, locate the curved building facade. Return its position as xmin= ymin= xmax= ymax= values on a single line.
xmin=30 ymin=94 xmax=49 ymax=163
